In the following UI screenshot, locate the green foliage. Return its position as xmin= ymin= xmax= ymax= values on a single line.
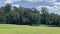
xmin=0 ymin=4 xmax=40 ymax=25
xmin=40 ymin=7 xmax=60 ymax=26
xmin=0 ymin=3 xmax=60 ymax=26
xmin=41 ymin=7 xmax=49 ymax=24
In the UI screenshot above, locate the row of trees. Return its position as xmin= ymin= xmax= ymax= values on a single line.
xmin=41 ymin=7 xmax=60 ymax=26
xmin=0 ymin=4 xmax=60 ymax=26
xmin=0 ymin=4 xmax=40 ymax=25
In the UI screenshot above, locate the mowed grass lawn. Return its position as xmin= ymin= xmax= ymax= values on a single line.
xmin=0 ymin=24 xmax=60 ymax=34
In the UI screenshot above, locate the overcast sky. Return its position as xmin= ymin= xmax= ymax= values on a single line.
xmin=0 ymin=0 xmax=60 ymax=14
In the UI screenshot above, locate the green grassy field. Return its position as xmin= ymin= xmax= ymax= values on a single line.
xmin=0 ymin=24 xmax=60 ymax=34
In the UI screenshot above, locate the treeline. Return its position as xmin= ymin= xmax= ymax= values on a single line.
xmin=0 ymin=4 xmax=40 ymax=25
xmin=0 ymin=4 xmax=60 ymax=26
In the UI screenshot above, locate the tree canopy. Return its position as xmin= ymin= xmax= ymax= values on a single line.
xmin=0 ymin=3 xmax=60 ymax=26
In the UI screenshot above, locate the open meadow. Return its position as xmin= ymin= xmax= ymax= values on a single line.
xmin=0 ymin=24 xmax=60 ymax=34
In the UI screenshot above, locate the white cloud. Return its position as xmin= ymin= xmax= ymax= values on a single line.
xmin=45 ymin=0 xmax=56 ymax=2
xmin=12 ymin=4 xmax=20 ymax=8
xmin=36 ymin=5 xmax=60 ymax=14
xmin=53 ymin=2 xmax=60 ymax=5
xmin=25 ymin=0 xmax=44 ymax=2
xmin=53 ymin=2 xmax=60 ymax=10
xmin=36 ymin=6 xmax=53 ymax=11
xmin=24 ymin=0 xmax=56 ymax=2
xmin=5 ymin=0 xmax=21 ymax=3
xmin=53 ymin=5 xmax=60 ymax=10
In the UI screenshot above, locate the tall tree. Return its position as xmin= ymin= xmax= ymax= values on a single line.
xmin=41 ymin=7 xmax=49 ymax=24
xmin=3 ymin=3 xmax=12 ymax=24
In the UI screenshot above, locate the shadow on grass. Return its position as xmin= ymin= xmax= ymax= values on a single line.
xmin=0 ymin=24 xmax=60 ymax=27
xmin=46 ymin=25 xmax=60 ymax=27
